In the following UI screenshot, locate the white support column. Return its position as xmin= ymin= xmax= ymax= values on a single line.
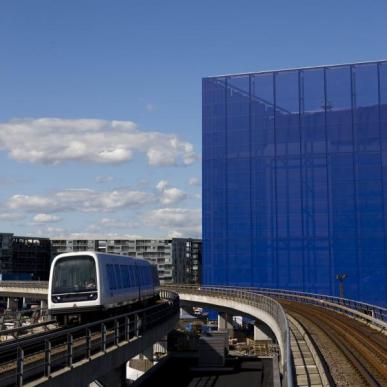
xmin=40 ymin=300 xmax=47 ymax=309
xmin=254 ymin=320 xmax=273 ymax=341
xmin=7 ymin=298 xmax=17 ymax=311
xmin=218 ymin=312 xmax=234 ymax=338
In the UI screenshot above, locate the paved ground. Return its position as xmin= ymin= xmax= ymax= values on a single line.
xmin=138 ymin=356 xmax=273 ymax=387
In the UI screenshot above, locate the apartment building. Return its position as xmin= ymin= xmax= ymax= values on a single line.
xmin=51 ymin=238 xmax=200 ymax=285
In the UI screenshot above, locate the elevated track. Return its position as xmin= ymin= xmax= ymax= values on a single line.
xmin=1 ymin=281 xmax=386 ymax=386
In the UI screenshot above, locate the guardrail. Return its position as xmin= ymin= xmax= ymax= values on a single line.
xmin=0 ymin=290 xmax=179 ymax=387
xmin=241 ymin=287 xmax=387 ymax=322
xmin=233 ymin=287 xmax=387 ymax=332
xmin=162 ymin=284 xmax=292 ymax=387
xmin=0 ymin=320 xmax=57 ymax=340
xmin=2 ymin=281 xmax=385 ymax=322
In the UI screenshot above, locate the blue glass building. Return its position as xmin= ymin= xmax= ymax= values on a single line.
xmin=202 ymin=61 xmax=387 ymax=306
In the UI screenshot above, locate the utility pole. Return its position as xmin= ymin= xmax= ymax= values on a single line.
xmin=336 ymin=273 xmax=348 ymax=299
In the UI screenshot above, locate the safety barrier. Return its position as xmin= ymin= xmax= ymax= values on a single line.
xmin=238 ymin=287 xmax=387 ymax=331
xmin=162 ymin=284 xmax=292 ymax=387
xmin=0 ymin=290 xmax=178 ymax=386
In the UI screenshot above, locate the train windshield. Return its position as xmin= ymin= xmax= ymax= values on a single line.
xmin=52 ymin=256 xmax=97 ymax=294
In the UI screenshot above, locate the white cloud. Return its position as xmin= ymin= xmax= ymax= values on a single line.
xmin=5 ymin=180 xmax=186 ymax=215
xmin=160 ymin=187 xmax=186 ymax=205
xmin=188 ymin=177 xmax=201 ymax=186
xmin=0 ymin=118 xmax=198 ymax=167
xmin=156 ymin=180 xmax=187 ymax=205
xmin=143 ymin=208 xmax=201 ymax=238
xmin=53 ymin=231 xmax=145 ymax=240
xmin=0 ymin=212 xmax=25 ymax=221
xmin=7 ymin=188 xmax=155 ymax=213
xmin=87 ymin=217 xmax=138 ymax=232
xmin=33 ymin=213 xmax=61 ymax=223
xmin=156 ymin=180 xmax=168 ymax=191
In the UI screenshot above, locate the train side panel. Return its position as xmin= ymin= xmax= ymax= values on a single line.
xmin=97 ymin=253 xmax=140 ymax=309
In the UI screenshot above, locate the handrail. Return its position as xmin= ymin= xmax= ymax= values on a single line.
xmin=0 ymin=319 xmax=57 ymax=338
xmin=163 ymin=284 xmax=292 ymax=387
xmin=1 ymin=281 xmax=385 ymax=321
xmin=0 ymin=290 xmax=179 ymax=386
xmin=243 ymin=286 xmax=387 ymax=321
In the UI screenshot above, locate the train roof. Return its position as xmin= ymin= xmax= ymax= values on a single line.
xmin=52 ymin=251 xmax=151 ymax=264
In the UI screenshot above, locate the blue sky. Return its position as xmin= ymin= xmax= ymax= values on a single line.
xmin=0 ymin=0 xmax=386 ymax=239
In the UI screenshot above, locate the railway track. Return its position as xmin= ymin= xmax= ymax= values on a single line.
xmin=0 ymin=295 xmax=178 ymax=386
xmin=0 ymin=321 xmax=59 ymax=344
xmin=281 ymin=300 xmax=387 ymax=386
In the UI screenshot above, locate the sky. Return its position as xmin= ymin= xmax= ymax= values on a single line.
xmin=0 ymin=0 xmax=386 ymax=239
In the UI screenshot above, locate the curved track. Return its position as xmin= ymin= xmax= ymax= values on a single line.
xmin=281 ymin=300 xmax=387 ymax=386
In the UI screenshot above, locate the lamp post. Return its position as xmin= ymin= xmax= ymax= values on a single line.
xmin=336 ymin=273 xmax=348 ymax=299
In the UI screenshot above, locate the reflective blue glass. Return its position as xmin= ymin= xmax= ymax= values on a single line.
xmin=203 ymin=61 xmax=387 ymax=306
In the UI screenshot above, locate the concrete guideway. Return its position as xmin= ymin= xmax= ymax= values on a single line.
xmin=29 ymin=310 xmax=179 ymax=387
xmin=0 ymin=281 xmax=48 ymax=300
xmin=0 ymin=291 xmax=179 ymax=387
xmin=2 ymin=281 xmax=386 ymax=386
xmin=163 ymin=285 xmax=293 ymax=387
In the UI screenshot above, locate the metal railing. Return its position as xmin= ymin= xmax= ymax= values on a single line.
xmin=0 ymin=319 xmax=57 ymax=341
xmin=237 ymin=287 xmax=387 ymax=329
xmin=162 ymin=284 xmax=292 ymax=387
xmin=1 ymin=281 xmax=385 ymax=322
xmin=0 ymin=290 xmax=179 ymax=386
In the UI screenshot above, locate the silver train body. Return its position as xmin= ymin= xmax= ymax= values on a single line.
xmin=48 ymin=251 xmax=160 ymax=323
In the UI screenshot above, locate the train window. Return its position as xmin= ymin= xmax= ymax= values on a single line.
xmin=138 ymin=267 xmax=142 ymax=286
xmin=145 ymin=267 xmax=149 ymax=285
xmin=107 ymin=264 xmax=117 ymax=290
xmin=114 ymin=264 xmax=122 ymax=289
xmin=121 ymin=265 xmax=130 ymax=288
xmin=130 ymin=266 xmax=137 ymax=287
xmin=52 ymin=256 xmax=97 ymax=293
xmin=141 ymin=266 xmax=145 ymax=285
xmin=127 ymin=266 xmax=132 ymax=287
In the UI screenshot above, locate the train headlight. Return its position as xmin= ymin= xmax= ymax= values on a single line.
xmin=89 ymin=293 xmax=98 ymax=300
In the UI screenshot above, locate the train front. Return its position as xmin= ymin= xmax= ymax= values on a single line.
xmin=48 ymin=252 xmax=100 ymax=324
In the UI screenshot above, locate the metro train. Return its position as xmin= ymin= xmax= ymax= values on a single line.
xmin=48 ymin=251 xmax=160 ymax=324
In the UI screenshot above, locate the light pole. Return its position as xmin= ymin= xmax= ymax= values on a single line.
xmin=336 ymin=273 xmax=348 ymax=299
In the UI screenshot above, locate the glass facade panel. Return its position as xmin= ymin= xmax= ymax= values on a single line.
xmin=203 ymin=61 xmax=387 ymax=306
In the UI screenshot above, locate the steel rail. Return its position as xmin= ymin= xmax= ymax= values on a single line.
xmin=243 ymin=288 xmax=387 ymax=331
xmin=283 ymin=301 xmax=387 ymax=386
xmin=0 ymin=320 xmax=57 ymax=339
xmin=242 ymin=286 xmax=387 ymax=321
